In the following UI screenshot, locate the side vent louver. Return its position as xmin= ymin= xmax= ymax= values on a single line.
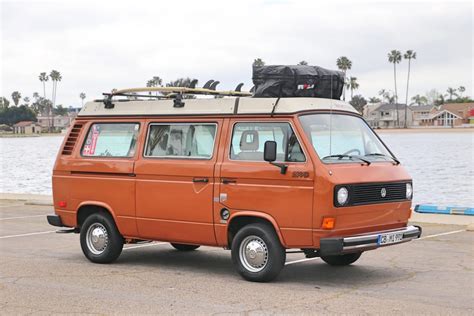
xmin=62 ymin=123 xmax=84 ymax=155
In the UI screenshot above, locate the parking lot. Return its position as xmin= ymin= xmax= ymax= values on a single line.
xmin=0 ymin=199 xmax=473 ymax=315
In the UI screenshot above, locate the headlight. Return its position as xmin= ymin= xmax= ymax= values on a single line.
xmin=406 ymin=183 xmax=413 ymax=199
xmin=337 ymin=187 xmax=349 ymax=205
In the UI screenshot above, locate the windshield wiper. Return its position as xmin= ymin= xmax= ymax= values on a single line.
xmin=322 ymin=154 xmax=371 ymax=165
xmin=365 ymin=153 xmax=400 ymax=165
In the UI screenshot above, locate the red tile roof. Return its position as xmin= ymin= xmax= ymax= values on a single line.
xmin=14 ymin=121 xmax=39 ymax=127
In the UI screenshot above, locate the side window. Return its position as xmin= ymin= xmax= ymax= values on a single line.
xmin=230 ymin=122 xmax=305 ymax=162
xmin=82 ymin=123 xmax=139 ymax=157
xmin=145 ymin=123 xmax=217 ymax=159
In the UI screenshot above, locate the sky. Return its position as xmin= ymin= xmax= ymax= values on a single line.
xmin=1 ymin=0 xmax=473 ymax=108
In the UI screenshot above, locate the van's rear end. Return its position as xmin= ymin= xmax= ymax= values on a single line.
xmin=296 ymin=112 xmax=421 ymax=255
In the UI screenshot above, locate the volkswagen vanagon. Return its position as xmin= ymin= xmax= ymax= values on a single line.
xmin=47 ymin=86 xmax=421 ymax=282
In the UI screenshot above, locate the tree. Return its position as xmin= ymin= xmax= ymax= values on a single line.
xmin=79 ymin=92 xmax=86 ymax=107
xmin=403 ymin=50 xmax=416 ymax=128
xmin=349 ymin=95 xmax=367 ymax=114
xmin=0 ymin=97 xmax=10 ymax=110
xmin=388 ymin=50 xmax=402 ymax=126
xmin=49 ymin=70 xmax=62 ymax=131
xmin=0 ymin=105 xmax=37 ymax=126
xmin=379 ymin=89 xmax=395 ymax=104
xmin=54 ymin=105 xmax=68 ymax=116
xmin=369 ymin=97 xmax=381 ymax=103
xmin=252 ymin=58 xmax=265 ymax=67
xmin=33 ymin=92 xmax=40 ymax=101
xmin=411 ymin=94 xmax=428 ymax=105
xmin=336 ymin=56 xmax=352 ymax=101
xmin=11 ymin=91 xmax=21 ymax=106
xmin=23 ymin=97 xmax=30 ymax=106
xmin=166 ymin=78 xmax=198 ymax=99
xmin=446 ymin=87 xmax=458 ymax=101
xmin=297 ymin=60 xmax=308 ymax=65
xmin=39 ymin=72 xmax=49 ymax=99
xmin=346 ymin=77 xmax=359 ymax=99
xmin=458 ymin=86 xmax=466 ymax=97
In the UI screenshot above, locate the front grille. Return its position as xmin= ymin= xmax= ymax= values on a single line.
xmin=335 ymin=181 xmax=410 ymax=207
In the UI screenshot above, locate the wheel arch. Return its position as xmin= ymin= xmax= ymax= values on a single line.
xmin=227 ymin=211 xmax=287 ymax=249
xmin=76 ymin=201 xmax=117 ymax=228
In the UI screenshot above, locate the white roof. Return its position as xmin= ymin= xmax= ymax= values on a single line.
xmin=78 ymin=97 xmax=358 ymax=117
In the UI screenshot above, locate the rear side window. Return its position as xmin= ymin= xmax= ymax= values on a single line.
xmin=82 ymin=123 xmax=139 ymax=157
xmin=230 ymin=122 xmax=305 ymax=162
xmin=145 ymin=123 xmax=217 ymax=159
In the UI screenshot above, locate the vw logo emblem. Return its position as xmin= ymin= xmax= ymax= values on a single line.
xmin=381 ymin=188 xmax=387 ymax=198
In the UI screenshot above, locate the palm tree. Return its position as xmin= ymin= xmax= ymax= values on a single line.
xmin=11 ymin=91 xmax=21 ymax=106
xmin=346 ymin=77 xmax=359 ymax=99
xmin=411 ymin=94 xmax=428 ymax=105
xmin=23 ymin=97 xmax=30 ymax=106
xmin=79 ymin=92 xmax=86 ymax=107
xmin=458 ymin=86 xmax=466 ymax=98
xmin=403 ymin=50 xmax=416 ymax=128
xmin=253 ymin=58 xmax=265 ymax=67
xmin=49 ymin=70 xmax=62 ymax=131
xmin=33 ymin=92 xmax=40 ymax=101
xmin=297 ymin=60 xmax=308 ymax=65
xmin=369 ymin=97 xmax=381 ymax=103
xmin=39 ymin=72 xmax=49 ymax=99
xmin=388 ymin=50 xmax=402 ymax=126
xmin=446 ymin=87 xmax=457 ymax=101
xmin=336 ymin=56 xmax=352 ymax=101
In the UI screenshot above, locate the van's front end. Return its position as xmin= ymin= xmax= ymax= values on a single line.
xmin=297 ymin=111 xmax=421 ymax=260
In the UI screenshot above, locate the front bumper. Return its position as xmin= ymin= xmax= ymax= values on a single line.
xmin=319 ymin=225 xmax=422 ymax=256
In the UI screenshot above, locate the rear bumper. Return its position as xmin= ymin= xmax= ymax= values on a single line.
xmin=47 ymin=214 xmax=64 ymax=227
xmin=319 ymin=225 xmax=422 ymax=256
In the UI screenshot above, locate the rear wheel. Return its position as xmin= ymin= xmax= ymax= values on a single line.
xmin=231 ymin=223 xmax=286 ymax=282
xmin=170 ymin=243 xmax=200 ymax=251
xmin=80 ymin=213 xmax=124 ymax=263
xmin=321 ymin=252 xmax=362 ymax=266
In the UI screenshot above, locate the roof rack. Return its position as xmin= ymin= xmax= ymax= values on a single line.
xmin=102 ymin=84 xmax=252 ymax=109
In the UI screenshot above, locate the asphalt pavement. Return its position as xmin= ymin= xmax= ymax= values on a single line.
xmin=0 ymin=199 xmax=473 ymax=315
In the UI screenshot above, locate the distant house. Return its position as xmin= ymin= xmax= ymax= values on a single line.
xmin=37 ymin=112 xmax=77 ymax=131
xmin=409 ymin=105 xmax=435 ymax=126
xmin=13 ymin=121 xmax=41 ymax=134
xmin=365 ymin=103 xmax=413 ymax=128
xmin=469 ymin=109 xmax=474 ymax=125
xmin=413 ymin=102 xmax=474 ymax=127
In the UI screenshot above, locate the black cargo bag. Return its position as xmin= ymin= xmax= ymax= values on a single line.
xmin=252 ymin=65 xmax=344 ymax=99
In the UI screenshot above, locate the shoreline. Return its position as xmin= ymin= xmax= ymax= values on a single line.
xmin=375 ymin=127 xmax=474 ymax=133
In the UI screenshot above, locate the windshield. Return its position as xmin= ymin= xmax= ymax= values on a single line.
xmin=299 ymin=113 xmax=394 ymax=163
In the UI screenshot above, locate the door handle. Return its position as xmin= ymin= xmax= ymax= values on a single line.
xmin=193 ymin=178 xmax=209 ymax=183
xmin=222 ymin=179 xmax=237 ymax=184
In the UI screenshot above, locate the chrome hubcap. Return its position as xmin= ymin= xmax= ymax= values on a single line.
xmin=239 ymin=235 xmax=268 ymax=273
xmin=86 ymin=223 xmax=108 ymax=255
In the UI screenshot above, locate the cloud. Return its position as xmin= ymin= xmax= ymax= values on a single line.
xmin=1 ymin=0 xmax=472 ymax=107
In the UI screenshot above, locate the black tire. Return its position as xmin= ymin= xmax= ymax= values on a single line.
xmin=321 ymin=252 xmax=362 ymax=266
xmin=170 ymin=243 xmax=200 ymax=251
xmin=231 ymin=223 xmax=286 ymax=282
xmin=80 ymin=212 xmax=124 ymax=264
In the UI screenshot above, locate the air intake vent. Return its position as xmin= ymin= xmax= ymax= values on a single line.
xmin=62 ymin=123 xmax=84 ymax=155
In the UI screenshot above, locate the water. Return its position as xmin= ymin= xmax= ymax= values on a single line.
xmin=1 ymin=132 xmax=473 ymax=207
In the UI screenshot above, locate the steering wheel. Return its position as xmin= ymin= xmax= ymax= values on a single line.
xmin=343 ymin=148 xmax=361 ymax=156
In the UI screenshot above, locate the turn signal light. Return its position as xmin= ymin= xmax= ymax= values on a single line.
xmin=322 ymin=217 xmax=335 ymax=229
xmin=58 ymin=201 xmax=67 ymax=208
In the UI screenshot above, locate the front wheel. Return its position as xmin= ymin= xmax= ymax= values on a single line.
xmin=170 ymin=243 xmax=200 ymax=251
xmin=321 ymin=252 xmax=362 ymax=266
xmin=231 ymin=223 xmax=286 ymax=282
xmin=80 ymin=213 xmax=124 ymax=263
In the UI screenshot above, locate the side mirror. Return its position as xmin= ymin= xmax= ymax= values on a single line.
xmin=264 ymin=141 xmax=277 ymax=162
xmin=264 ymin=140 xmax=287 ymax=174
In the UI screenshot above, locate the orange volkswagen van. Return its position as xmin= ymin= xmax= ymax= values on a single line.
xmin=47 ymin=87 xmax=421 ymax=282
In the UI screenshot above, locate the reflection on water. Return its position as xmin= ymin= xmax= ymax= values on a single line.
xmin=0 ymin=132 xmax=473 ymax=206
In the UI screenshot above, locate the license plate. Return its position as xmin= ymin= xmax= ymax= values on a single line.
xmin=377 ymin=232 xmax=404 ymax=245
